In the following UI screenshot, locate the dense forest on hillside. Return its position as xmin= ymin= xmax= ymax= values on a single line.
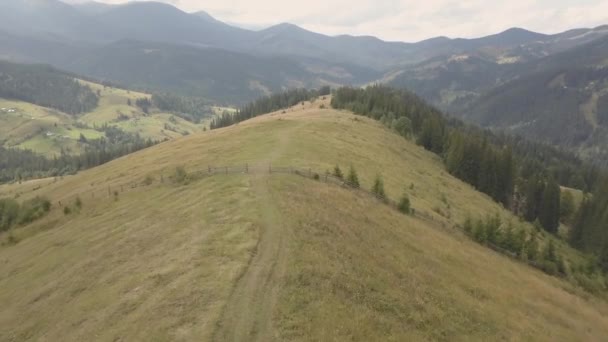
xmin=0 ymin=127 xmax=157 ymax=183
xmin=330 ymin=85 xmax=608 ymax=273
xmin=150 ymin=93 xmax=212 ymax=123
xmin=0 ymin=61 xmax=98 ymax=115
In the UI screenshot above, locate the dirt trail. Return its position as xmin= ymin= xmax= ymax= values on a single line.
xmin=213 ymin=120 xmax=301 ymax=341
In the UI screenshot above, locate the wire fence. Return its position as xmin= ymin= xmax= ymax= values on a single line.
xmin=49 ymin=163 xmax=439 ymax=228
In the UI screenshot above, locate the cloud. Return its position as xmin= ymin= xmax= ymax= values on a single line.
xmin=87 ymin=0 xmax=608 ymax=42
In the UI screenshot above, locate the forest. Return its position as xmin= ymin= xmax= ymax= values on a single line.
xmin=0 ymin=61 xmax=98 ymax=115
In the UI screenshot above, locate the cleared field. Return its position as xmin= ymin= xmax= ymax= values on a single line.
xmin=1 ymin=99 xmax=607 ymax=341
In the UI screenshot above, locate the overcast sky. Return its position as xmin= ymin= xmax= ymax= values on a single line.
xmin=81 ymin=0 xmax=608 ymax=42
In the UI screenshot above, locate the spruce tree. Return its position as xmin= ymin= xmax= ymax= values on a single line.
xmin=539 ymin=177 xmax=561 ymax=234
xmin=372 ymin=175 xmax=386 ymax=201
xmin=347 ymin=165 xmax=360 ymax=188
xmin=333 ymin=165 xmax=343 ymax=179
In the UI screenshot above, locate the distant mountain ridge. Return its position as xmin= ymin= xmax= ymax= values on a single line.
xmin=1 ymin=0 xmax=608 ymax=161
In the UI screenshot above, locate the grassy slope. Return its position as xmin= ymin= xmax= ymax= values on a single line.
xmin=0 ymin=99 xmax=607 ymax=341
xmin=0 ymin=80 xmax=225 ymax=156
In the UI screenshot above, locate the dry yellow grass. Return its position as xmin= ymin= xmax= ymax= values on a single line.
xmin=0 ymin=98 xmax=607 ymax=341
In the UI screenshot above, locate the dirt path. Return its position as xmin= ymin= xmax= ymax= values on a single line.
xmin=212 ymin=120 xmax=301 ymax=341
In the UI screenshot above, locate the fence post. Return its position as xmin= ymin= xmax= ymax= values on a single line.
xmin=246 ymin=163 xmax=248 ymax=173
xmin=208 ymin=165 xmax=211 ymax=173
xmin=309 ymin=168 xmax=312 ymax=178
xmin=225 ymin=167 xmax=228 ymax=175
xmin=269 ymin=163 xmax=272 ymax=174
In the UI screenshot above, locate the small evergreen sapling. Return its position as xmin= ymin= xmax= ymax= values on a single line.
xmin=333 ymin=165 xmax=343 ymax=179
xmin=398 ymin=191 xmax=411 ymax=215
xmin=347 ymin=165 xmax=360 ymax=188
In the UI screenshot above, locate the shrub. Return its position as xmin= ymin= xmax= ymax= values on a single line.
xmin=463 ymin=215 xmax=473 ymax=235
xmin=18 ymin=196 xmax=51 ymax=225
xmin=75 ymin=196 xmax=83 ymax=210
xmin=347 ymin=165 xmax=360 ymax=188
xmin=144 ymin=174 xmax=155 ymax=186
xmin=63 ymin=206 xmax=72 ymax=215
xmin=0 ymin=198 xmax=20 ymax=232
xmin=313 ymin=173 xmax=320 ymax=181
xmin=174 ymin=166 xmax=188 ymax=184
xmin=398 ymin=191 xmax=411 ymax=215
xmin=472 ymin=219 xmax=487 ymax=243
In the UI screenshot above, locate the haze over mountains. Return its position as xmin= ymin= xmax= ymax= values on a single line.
xmin=1 ymin=0 xmax=608 ymax=162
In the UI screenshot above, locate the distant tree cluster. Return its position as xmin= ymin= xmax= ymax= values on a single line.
xmin=210 ymin=88 xmax=321 ymax=130
xmin=151 ymin=93 xmax=213 ymax=123
xmin=0 ymin=61 xmax=98 ymax=115
xmin=0 ymin=126 xmax=158 ymax=183
xmin=0 ymin=196 xmax=51 ymax=232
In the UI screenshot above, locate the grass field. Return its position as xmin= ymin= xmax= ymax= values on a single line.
xmin=0 ymin=80 xmax=218 ymax=156
xmin=1 ymin=99 xmax=607 ymax=341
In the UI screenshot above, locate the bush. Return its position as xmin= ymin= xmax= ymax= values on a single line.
xmin=463 ymin=215 xmax=473 ymax=235
xmin=63 ymin=206 xmax=72 ymax=215
xmin=398 ymin=191 xmax=411 ymax=215
xmin=313 ymin=173 xmax=320 ymax=181
xmin=18 ymin=196 xmax=51 ymax=225
xmin=143 ymin=174 xmax=155 ymax=186
xmin=0 ymin=198 xmax=20 ymax=232
xmin=174 ymin=166 xmax=188 ymax=184
xmin=75 ymin=196 xmax=83 ymax=210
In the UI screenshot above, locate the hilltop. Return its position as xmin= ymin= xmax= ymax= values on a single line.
xmin=1 ymin=98 xmax=607 ymax=341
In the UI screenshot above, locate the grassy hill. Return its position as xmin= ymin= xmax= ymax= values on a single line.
xmin=1 ymin=99 xmax=607 ymax=341
xmin=0 ymin=79 xmax=227 ymax=157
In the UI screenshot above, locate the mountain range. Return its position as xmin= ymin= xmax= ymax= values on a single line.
xmin=1 ymin=0 xmax=608 ymax=162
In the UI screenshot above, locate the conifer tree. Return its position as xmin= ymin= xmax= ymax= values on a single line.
xmin=333 ymin=165 xmax=343 ymax=179
xmin=398 ymin=191 xmax=411 ymax=214
xmin=539 ymin=177 xmax=561 ymax=233
xmin=372 ymin=175 xmax=386 ymax=201
xmin=347 ymin=165 xmax=360 ymax=188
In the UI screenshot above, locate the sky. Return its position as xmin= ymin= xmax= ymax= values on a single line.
xmin=75 ymin=0 xmax=608 ymax=42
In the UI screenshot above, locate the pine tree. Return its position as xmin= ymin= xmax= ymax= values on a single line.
xmin=371 ymin=175 xmax=386 ymax=201
xmin=333 ymin=165 xmax=343 ymax=179
xmin=347 ymin=165 xmax=360 ymax=188
xmin=539 ymin=177 xmax=561 ymax=233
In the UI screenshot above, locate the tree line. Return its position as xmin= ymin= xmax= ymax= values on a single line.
xmin=209 ymin=88 xmax=325 ymax=130
xmin=0 ymin=61 xmax=98 ymax=115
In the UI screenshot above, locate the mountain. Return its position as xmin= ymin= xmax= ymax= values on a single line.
xmin=462 ymin=36 xmax=608 ymax=163
xmin=2 ymin=99 xmax=607 ymax=340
